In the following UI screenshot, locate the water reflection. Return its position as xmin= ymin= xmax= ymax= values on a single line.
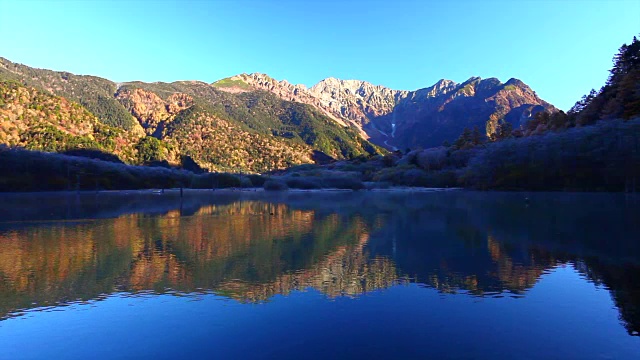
xmin=0 ymin=191 xmax=638 ymax=336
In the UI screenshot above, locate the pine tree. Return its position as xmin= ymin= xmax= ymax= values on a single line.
xmin=454 ymin=127 xmax=473 ymax=149
xmin=609 ymin=36 xmax=640 ymax=86
xmin=497 ymin=121 xmax=512 ymax=140
xmin=471 ymin=126 xmax=483 ymax=145
xmin=574 ymin=35 xmax=640 ymax=123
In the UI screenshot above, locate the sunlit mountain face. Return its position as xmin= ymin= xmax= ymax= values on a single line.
xmin=0 ymin=191 xmax=638 ymax=341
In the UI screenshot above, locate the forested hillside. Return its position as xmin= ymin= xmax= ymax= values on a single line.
xmin=0 ymin=80 xmax=139 ymax=162
xmin=0 ymin=58 xmax=382 ymax=173
xmin=0 ymin=58 xmax=139 ymax=130
xmin=115 ymin=81 xmax=380 ymax=159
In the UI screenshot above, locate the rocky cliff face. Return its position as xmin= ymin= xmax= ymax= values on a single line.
xmin=219 ymin=73 xmax=351 ymax=128
xmin=309 ymin=78 xmax=408 ymax=125
xmin=115 ymin=88 xmax=193 ymax=137
xmin=227 ymin=73 xmax=555 ymax=150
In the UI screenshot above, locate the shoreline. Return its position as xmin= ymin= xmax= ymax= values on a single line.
xmin=0 ymin=187 xmax=465 ymax=196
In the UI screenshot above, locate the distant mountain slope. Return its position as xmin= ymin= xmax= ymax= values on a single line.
xmin=220 ymin=73 xmax=556 ymax=149
xmin=0 ymin=57 xmax=141 ymax=132
xmin=119 ymin=80 xmax=381 ymax=158
xmin=389 ymin=77 xmax=555 ymax=149
xmin=0 ymin=80 xmax=138 ymax=162
xmin=0 ymin=56 xmax=555 ymax=171
xmin=0 ymin=80 xmax=316 ymax=172
xmin=0 ymin=58 xmax=382 ymax=172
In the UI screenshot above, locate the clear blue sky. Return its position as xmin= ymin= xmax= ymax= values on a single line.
xmin=1 ymin=0 xmax=638 ymax=110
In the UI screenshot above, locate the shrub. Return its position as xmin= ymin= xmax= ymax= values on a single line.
xmin=422 ymin=170 xmax=459 ymax=188
xmin=462 ymin=119 xmax=640 ymax=191
xmin=264 ymin=179 xmax=289 ymax=191
xmin=62 ymin=149 xmax=124 ymax=164
xmin=321 ymin=176 xmax=365 ymax=190
xmin=181 ymin=155 xmax=205 ymax=174
xmin=382 ymin=154 xmax=397 ymax=167
xmin=246 ymin=174 xmax=267 ymax=187
xmin=135 ymin=136 xmax=167 ymax=164
xmin=398 ymin=168 xmax=430 ymax=186
xmin=415 ymin=147 xmax=447 ymax=171
xmin=0 ymin=147 xmax=194 ymax=191
xmin=190 ymin=173 xmax=242 ymax=189
xmin=285 ymin=177 xmax=322 ymax=189
xmin=364 ymin=181 xmax=391 ymax=189
xmin=334 ymin=161 xmax=379 ymax=174
xmin=239 ymin=177 xmax=253 ymax=188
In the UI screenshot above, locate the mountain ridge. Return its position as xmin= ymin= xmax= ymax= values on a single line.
xmin=0 ymin=57 xmax=385 ymax=172
xmin=1 ymin=55 xmax=555 ymax=171
xmin=215 ymin=72 xmax=555 ymax=149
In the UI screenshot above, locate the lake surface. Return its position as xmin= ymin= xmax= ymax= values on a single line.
xmin=0 ymin=190 xmax=639 ymax=359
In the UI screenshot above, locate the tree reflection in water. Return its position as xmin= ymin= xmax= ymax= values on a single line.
xmin=0 ymin=191 xmax=638 ymax=335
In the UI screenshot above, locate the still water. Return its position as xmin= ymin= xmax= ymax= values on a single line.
xmin=0 ymin=190 xmax=638 ymax=359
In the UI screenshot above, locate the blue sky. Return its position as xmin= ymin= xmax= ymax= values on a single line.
xmin=1 ymin=0 xmax=638 ymax=110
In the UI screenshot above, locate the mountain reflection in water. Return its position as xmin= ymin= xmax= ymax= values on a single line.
xmin=0 ymin=190 xmax=638 ymax=338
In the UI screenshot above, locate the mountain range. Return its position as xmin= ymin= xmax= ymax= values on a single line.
xmin=0 ymin=56 xmax=555 ymax=172
xmin=224 ymin=73 xmax=556 ymax=150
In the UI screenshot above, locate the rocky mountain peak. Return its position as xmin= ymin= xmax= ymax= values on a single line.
xmin=310 ymin=78 xmax=405 ymax=98
xmin=238 ymin=73 xmax=308 ymax=93
xmin=434 ymin=79 xmax=457 ymax=88
xmin=411 ymin=79 xmax=458 ymax=100
xmin=210 ymin=70 xmax=555 ymax=150
xmin=505 ymin=78 xmax=527 ymax=88
xmin=307 ymin=78 xmax=410 ymax=126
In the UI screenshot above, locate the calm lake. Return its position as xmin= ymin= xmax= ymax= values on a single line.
xmin=0 ymin=190 xmax=638 ymax=359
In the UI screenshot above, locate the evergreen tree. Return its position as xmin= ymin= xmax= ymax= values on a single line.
xmin=471 ymin=126 xmax=483 ymax=145
xmin=454 ymin=127 xmax=473 ymax=149
xmin=609 ymin=36 xmax=640 ymax=86
xmin=497 ymin=121 xmax=512 ymax=140
xmin=573 ymin=35 xmax=640 ymax=123
xmin=135 ymin=136 xmax=166 ymax=164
